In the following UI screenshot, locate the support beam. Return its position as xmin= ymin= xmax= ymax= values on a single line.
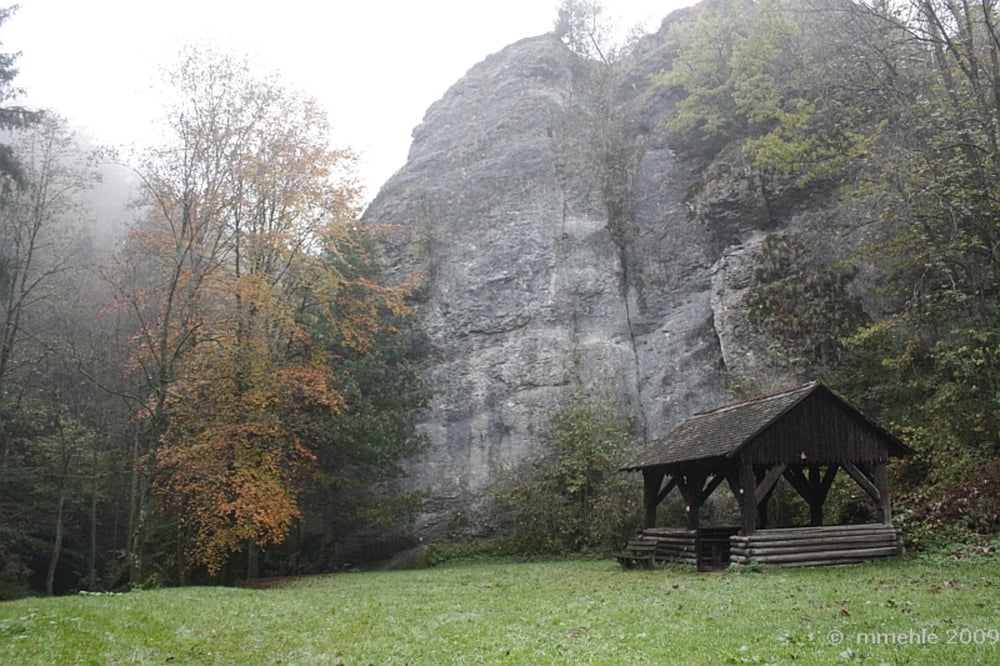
xmin=656 ymin=477 xmax=678 ymax=506
xmin=782 ymin=467 xmax=810 ymax=499
xmin=755 ymin=468 xmax=779 ymax=530
xmin=843 ymin=462 xmax=881 ymax=505
xmin=641 ymin=466 xmax=729 ymax=532
xmin=783 ymin=465 xmax=839 ymax=526
xmin=702 ymin=471 xmax=728 ymax=501
xmin=815 ymin=465 xmax=839 ymax=526
xmin=754 ymin=464 xmax=787 ymax=505
xmin=819 ymin=464 xmax=839 ymax=497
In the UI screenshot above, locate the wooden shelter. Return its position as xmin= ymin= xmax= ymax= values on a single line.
xmin=618 ymin=382 xmax=912 ymax=569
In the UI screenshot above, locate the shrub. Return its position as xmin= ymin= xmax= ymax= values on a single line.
xmin=896 ymin=461 xmax=1000 ymax=552
xmin=494 ymin=391 xmax=640 ymax=555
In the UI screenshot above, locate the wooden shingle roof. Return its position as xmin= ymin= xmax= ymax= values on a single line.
xmin=621 ymin=382 xmax=910 ymax=470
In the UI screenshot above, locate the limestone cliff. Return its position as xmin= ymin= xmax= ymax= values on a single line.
xmin=364 ymin=12 xmax=856 ymax=541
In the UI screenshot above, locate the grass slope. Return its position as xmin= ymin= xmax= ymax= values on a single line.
xmin=1 ymin=557 xmax=999 ymax=664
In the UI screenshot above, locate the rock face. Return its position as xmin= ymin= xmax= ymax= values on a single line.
xmin=364 ymin=14 xmax=847 ymax=541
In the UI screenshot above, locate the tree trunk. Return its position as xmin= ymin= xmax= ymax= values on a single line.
xmin=0 ymin=422 xmax=8 ymax=480
xmin=88 ymin=437 xmax=98 ymax=590
xmin=130 ymin=482 xmax=150 ymax=587
xmin=247 ymin=539 xmax=260 ymax=580
xmin=46 ymin=488 xmax=66 ymax=596
xmin=126 ymin=427 xmax=140 ymax=584
xmin=177 ymin=523 xmax=186 ymax=586
xmin=47 ymin=418 xmax=75 ymax=596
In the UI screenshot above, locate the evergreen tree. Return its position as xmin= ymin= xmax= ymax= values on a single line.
xmin=0 ymin=5 xmax=41 ymax=187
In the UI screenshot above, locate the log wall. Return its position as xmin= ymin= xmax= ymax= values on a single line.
xmin=641 ymin=527 xmax=698 ymax=565
xmin=729 ymin=524 xmax=903 ymax=567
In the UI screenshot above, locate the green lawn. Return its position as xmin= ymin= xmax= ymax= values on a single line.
xmin=2 ymin=556 xmax=999 ymax=664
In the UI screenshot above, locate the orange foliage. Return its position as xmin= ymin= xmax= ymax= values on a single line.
xmin=116 ymin=48 xmax=412 ymax=575
xmin=156 ymin=345 xmax=324 ymax=571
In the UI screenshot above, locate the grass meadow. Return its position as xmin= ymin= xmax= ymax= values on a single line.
xmin=1 ymin=556 xmax=999 ymax=664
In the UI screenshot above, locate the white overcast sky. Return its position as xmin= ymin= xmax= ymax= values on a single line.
xmin=4 ymin=0 xmax=693 ymax=199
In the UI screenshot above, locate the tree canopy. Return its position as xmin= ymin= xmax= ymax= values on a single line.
xmin=664 ymin=0 xmax=1000 ymax=539
xmin=0 ymin=43 xmax=428 ymax=594
xmin=113 ymin=47 xmax=424 ymax=577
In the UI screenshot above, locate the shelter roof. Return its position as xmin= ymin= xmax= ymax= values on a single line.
xmin=621 ymin=382 xmax=911 ymax=470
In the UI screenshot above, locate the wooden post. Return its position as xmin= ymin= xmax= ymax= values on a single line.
xmin=872 ymin=461 xmax=892 ymax=525
xmin=642 ymin=468 xmax=665 ymax=529
xmin=738 ymin=456 xmax=756 ymax=536
xmin=679 ymin=469 xmax=709 ymax=531
xmin=686 ymin=506 xmax=699 ymax=530
xmin=808 ymin=465 xmax=823 ymax=526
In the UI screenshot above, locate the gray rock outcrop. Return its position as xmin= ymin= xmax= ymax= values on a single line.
xmin=364 ymin=13 xmax=851 ymax=541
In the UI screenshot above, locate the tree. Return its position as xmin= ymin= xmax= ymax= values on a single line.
xmin=552 ymin=0 xmax=653 ymax=312
xmin=743 ymin=233 xmax=868 ymax=370
xmin=662 ymin=0 xmax=887 ymax=176
xmin=115 ymin=46 xmax=411 ymax=578
xmin=496 ymin=392 xmax=638 ymax=554
xmin=303 ymin=233 xmax=430 ymax=545
xmin=0 ymin=115 xmax=99 ymax=404
xmin=824 ymin=0 xmax=1000 ymax=483
xmin=0 ymin=114 xmax=104 ymax=596
xmin=555 ymin=0 xmax=618 ymax=64
xmin=0 ymin=8 xmax=57 ymax=491
xmin=0 ymin=5 xmax=42 ymax=186
xmin=43 ymin=415 xmax=94 ymax=596
xmin=663 ymin=0 xmax=1000 ymax=493
xmin=657 ymin=0 xmax=754 ymax=156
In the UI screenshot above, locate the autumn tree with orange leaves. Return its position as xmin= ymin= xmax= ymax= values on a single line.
xmin=113 ymin=47 xmax=411 ymax=580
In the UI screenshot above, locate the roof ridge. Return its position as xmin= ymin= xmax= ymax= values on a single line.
xmin=692 ymin=381 xmax=821 ymax=417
